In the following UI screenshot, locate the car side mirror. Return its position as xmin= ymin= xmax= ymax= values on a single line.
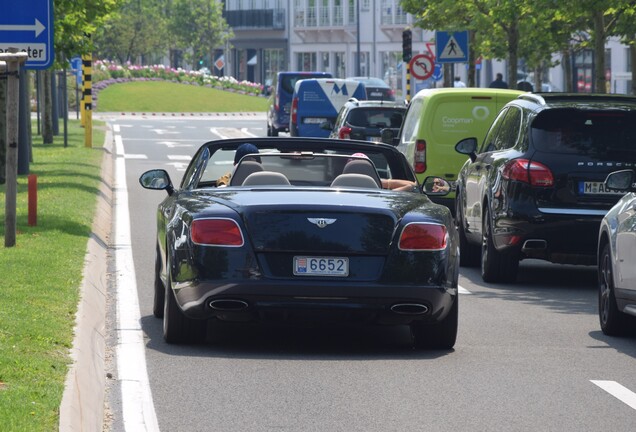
xmin=455 ymin=138 xmax=478 ymax=162
xmin=320 ymin=121 xmax=333 ymax=131
xmin=422 ymin=176 xmax=451 ymax=196
xmin=381 ymin=128 xmax=398 ymax=146
xmin=139 ymin=169 xmax=174 ymax=195
xmin=605 ymin=169 xmax=635 ymax=191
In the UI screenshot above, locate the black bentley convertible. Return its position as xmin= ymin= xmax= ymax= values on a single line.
xmin=140 ymin=137 xmax=459 ymax=349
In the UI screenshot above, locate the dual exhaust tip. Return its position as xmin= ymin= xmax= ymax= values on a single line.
xmin=209 ymin=299 xmax=429 ymax=315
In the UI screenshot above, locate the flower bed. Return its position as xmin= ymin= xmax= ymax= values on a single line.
xmin=93 ymin=60 xmax=265 ymax=96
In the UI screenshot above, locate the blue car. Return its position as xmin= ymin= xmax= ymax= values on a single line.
xmin=267 ymin=71 xmax=332 ymax=136
xmin=290 ymin=78 xmax=367 ymax=137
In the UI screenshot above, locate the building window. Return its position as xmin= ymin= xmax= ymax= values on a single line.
xmin=321 ymin=52 xmax=330 ymax=73
xmin=264 ymin=49 xmax=285 ymax=83
xmin=296 ymin=52 xmax=318 ymax=70
xmin=335 ymin=52 xmax=346 ymax=77
xmin=333 ymin=0 xmax=344 ymax=25
xmin=347 ymin=0 xmax=356 ymax=25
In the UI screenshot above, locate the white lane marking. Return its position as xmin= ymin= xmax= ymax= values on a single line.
xmin=114 ymin=134 xmax=161 ymax=431
xmin=157 ymin=141 xmax=194 ymax=148
xmin=591 ymin=380 xmax=636 ymax=410
xmin=458 ymin=285 xmax=471 ymax=295
xmin=124 ymin=154 xmax=148 ymax=160
xmin=151 ymin=129 xmax=179 ymax=135
xmin=167 ymin=155 xmax=192 ymax=161
xmin=113 ymin=124 xmax=121 ymax=133
xmin=240 ymin=127 xmax=258 ymax=137
xmin=165 ymin=162 xmax=188 ymax=171
xmin=210 ymin=127 xmax=256 ymax=139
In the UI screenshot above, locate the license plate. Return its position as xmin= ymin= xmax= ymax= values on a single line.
xmin=293 ymin=256 xmax=349 ymax=276
xmin=368 ymin=136 xmax=382 ymax=142
xmin=370 ymin=92 xmax=383 ymax=97
xmin=303 ymin=117 xmax=327 ymax=124
xmin=578 ymin=181 xmax=624 ymax=195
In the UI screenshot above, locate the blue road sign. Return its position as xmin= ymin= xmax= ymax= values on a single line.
xmin=435 ymin=31 xmax=468 ymax=63
xmin=71 ymin=56 xmax=82 ymax=85
xmin=432 ymin=63 xmax=443 ymax=81
xmin=0 ymin=0 xmax=54 ymax=70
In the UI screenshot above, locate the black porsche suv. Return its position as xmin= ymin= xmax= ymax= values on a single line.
xmin=454 ymin=93 xmax=636 ymax=283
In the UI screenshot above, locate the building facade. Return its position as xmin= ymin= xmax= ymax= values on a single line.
xmin=222 ymin=0 xmax=633 ymax=96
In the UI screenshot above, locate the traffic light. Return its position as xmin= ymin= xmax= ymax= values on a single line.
xmin=402 ymin=29 xmax=412 ymax=63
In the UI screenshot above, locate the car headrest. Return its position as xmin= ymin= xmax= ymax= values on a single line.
xmin=330 ymin=173 xmax=380 ymax=189
xmin=242 ymin=171 xmax=291 ymax=186
xmin=342 ymin=160 xmax=382 ymax=187
xmin=230 ymin=161 xmax=264 ymax=186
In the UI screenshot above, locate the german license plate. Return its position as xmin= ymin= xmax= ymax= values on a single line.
xmin=370 ymin=92 xmax=383 ymax=97
xmin=303 ymin=117 xmax=327 ymax=124
xmin=579 ymin=181 xmax=624 ymax=195
xmin=293 ymin=256 xmax=349 ymax=276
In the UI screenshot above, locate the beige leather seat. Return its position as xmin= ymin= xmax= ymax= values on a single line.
xmin=342 ymin=159 xmax=382 ymax=187
xmin=330 ymin=173 xmax=380 ymax=189
xmin=242 ymin=171 xmax=291 ymax=186
xmin=229 ymin=161 xmax=264 ymax=186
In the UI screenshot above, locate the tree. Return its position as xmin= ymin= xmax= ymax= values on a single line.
xmin=94 ymin=0 xmax=168 ymax=64
xmin=168 ymin=0 xmax=233 ymax=69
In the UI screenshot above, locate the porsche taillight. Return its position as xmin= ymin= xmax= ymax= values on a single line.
xmin=398 ymin=223 xmax=447 ymax=251
xmin=291 ymin=97 xmax=298 ymax=126
xmin=502 ymin=159 xmax=554 ymax=187
xmin=414 ymin=139 xmax=427 ymax=174
xmin=191 ymin=218 xmax=244 ymax=246
xmin=339 ymin=126 xmax=352 ymax=139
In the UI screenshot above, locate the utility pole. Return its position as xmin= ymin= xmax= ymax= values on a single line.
xmin=1 ymin=50 xmax=29 ymax=247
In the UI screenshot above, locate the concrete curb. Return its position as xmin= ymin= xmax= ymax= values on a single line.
xmin=59 ymin=127 xmax=114 ymax=431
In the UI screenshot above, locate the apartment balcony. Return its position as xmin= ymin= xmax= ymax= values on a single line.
xmin=224 ymin=9 xmax=286 ymax=30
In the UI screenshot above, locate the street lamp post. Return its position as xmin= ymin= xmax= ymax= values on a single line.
xmin=356 ymin=0 xmax=361 ymax=76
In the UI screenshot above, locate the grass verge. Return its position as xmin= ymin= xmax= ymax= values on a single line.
xmin=96 ymin=80 xmax=269 ymax=112
xmin=0 ymin=120 xmax=105 ymax=431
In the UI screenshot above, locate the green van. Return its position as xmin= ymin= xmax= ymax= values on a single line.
xmin=394 ymin=87 xmax=524 ymax=211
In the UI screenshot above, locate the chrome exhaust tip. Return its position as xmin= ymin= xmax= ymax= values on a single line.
xmin=390 ymin=303 xmax=429 ymax=315
xmin=209 ymin=299 xmax=249 ymax=311
xmin=522 ymin=239 xmax=547 ymax=250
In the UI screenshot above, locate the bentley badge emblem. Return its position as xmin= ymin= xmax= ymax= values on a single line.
xmin=307 ymin=218 xmax=336 ymax=228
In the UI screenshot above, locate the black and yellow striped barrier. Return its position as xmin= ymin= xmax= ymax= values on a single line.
xmin=82 ymin=54 xmax=92 ymax=147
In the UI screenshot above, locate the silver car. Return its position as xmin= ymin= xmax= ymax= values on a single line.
xmin=597 ymin=169 xmax=636 ymax=336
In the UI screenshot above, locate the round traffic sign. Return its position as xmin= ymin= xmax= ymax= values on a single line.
xmin=409 ymin=54 xmax=435 ymax=80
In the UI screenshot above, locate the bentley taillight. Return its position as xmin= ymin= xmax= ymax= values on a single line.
xmin=191 ymin=218 xmax=244 ymax=246
xmin=398 ymin=223 xmax=447 ymax=251
xmin=339 ymin=126 xmax=352 ymax=139
xmin=414 ymin=139 xmax=427 ymax=173
xmin=502 ymin=159 xmax=554 ymax=187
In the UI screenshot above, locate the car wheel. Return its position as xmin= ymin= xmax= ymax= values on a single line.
xmin=481 ymin=206 xmax=518 ymax=283
xmin=163 ymin=262 xmax=207 ymax=344
xmin=153 ymin=245 xmax=165 ymax=318
xmin=598 ymin=243 xmax=628 ymax=336
xmin=411 ymin=297 xmax=458 ymax=350
xmin=456 ymin=189 xmax=480 ymax=267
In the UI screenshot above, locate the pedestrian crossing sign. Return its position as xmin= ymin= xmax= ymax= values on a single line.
xmin=435 ymin=31 xmax=469 ymax=63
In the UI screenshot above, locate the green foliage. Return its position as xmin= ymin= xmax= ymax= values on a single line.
xmin=166 ymin=0 xmax=233 ymax=66
xmin=53 ymin=0 xmax=121 ymax=62
xmin=93 ymin=0 xmax=169 ymax=63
